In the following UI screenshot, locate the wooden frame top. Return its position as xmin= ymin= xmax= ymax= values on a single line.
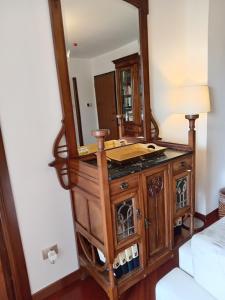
xmin=48 ymin=0 xmax=159 ymax=158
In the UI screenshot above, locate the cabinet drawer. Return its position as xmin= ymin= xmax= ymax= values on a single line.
xmin=110 ymin=174 xmax=138 ymax=196
xmin=172 ymin=156 xmax=192 ymax=174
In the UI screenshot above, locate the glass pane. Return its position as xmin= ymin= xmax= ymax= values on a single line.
xmin=115 ymin=198 xmax=135 ymax=242
xmin=176 ymin=176 xmax=188 ymax=210
xmin=121 ymin=69 xmax=133 ymax=122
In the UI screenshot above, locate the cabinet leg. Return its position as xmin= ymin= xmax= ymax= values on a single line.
xmin=80 ymin=267 xmax=88 ymax=281
xmin=108 ymin=286 xmax=119 ymax=300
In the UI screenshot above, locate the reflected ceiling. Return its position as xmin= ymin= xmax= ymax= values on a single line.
xmin=61 ymin=0 xmax=139 ymax=58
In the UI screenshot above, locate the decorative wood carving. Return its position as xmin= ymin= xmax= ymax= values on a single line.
xmin=150 ymin=117 xmax=160 ymax=140
xmin=145 ymin=168 xmax=170 ymax=261
xmin=53 ymin=120 xmax=69 ymax=159
xmin=49 ymin=121 xmax=75 ymax=190
xmin=148 ymin=176 xmax=163 ymax=197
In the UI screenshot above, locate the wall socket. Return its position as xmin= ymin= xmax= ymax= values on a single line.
xmin=42 ymin=244 xmax=58 ymax=260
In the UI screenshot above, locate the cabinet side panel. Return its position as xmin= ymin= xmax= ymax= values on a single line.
xmin=89 ymin=201 xmax=104 ymax=243
xmin=72 ymin=187 xmax=104 ymax=244
xmin=72 ymin=190 xmax=90 ymax=231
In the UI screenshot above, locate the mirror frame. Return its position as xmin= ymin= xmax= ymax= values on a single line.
xmin=48 ymin=0 xmax=159 ymax=158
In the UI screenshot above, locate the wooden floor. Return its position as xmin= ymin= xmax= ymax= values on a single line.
xmin=46 ymin=254 xmax=178 ymax=300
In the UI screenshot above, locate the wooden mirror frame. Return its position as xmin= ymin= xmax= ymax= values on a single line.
xmin=48 ymin=0 xmax=159 ymax=159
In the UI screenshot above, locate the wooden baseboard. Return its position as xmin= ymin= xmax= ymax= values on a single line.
xmin=195 ymin=208 xmax=219 ymax=228
xmin=32 ymin=268 xmax=82 ymax=300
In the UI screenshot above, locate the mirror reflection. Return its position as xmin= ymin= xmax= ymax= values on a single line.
xmin=61 ymin=0 xmax=141 ymax=145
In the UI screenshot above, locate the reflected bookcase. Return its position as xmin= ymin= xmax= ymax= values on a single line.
xmin=113 ymin=53 xmax=143 ymax=137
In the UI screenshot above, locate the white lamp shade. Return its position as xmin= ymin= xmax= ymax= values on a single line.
xmin=173 ymin=85 xmax=211 ymax=115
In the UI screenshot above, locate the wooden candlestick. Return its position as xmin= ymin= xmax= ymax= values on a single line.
xmin=185 ymin=114 xmax=199 ymax=151
xmin=91 ymin=129 xmax=110 ymax=151
xmin=185 ymin=114 xmax=199 ymax=234
xmin=116 ymin=114 xmax=124 ymax=139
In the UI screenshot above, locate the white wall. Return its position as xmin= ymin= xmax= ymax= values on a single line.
xmin=91 ymin=40 xmax=139 ymax=76
xmin=149 ymin=0 xmax=209 ymax=214
xmin=207 ymin=0 xmax=225 ymax=213
xmin=0 ymin=0 xmax=78 ymax=294
xmin=185 ymin=0 xmax=209 ymax=214
xmin=68 ymin=58 xmax=98 ymax=145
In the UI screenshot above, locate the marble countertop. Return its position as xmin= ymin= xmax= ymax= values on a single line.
xmin=86 ymin=149 xmax=191 ymax=181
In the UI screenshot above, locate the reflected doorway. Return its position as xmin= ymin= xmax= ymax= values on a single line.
xmin=94 ymin=72 xmax=119 ymax=141
xmin=72 ymin=77 xmax=84 ymax=146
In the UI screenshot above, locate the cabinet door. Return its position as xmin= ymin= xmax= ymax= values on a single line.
xmin=172 ymin=168 xmax=193 ymax=247
xmin=173 ymin=171 xmax=192 ymax=216
xmin=143 ymin=166 xmax=170 ymax=261
xmin=112 ymin=190 xmax=142 ymax=250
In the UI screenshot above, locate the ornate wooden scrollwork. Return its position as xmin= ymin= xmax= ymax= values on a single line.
xmin=53 ymin=120 xmax=69 ymax=160
xmin=77 ymin=233 xmax=107 ymax=273
xmin=49 ymin=120 xmax=74 ymax=190
xmin=151 ymin=116 xmax=160 ymax=140
xmin=148 ymin=176 xmax=163 ymax=197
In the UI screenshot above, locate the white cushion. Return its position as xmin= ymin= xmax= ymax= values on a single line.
xmin=156 ymin=268 xmax=215 ymax=300
xmin=192 ymin=217 xmax=225 ymax=300
xmin=179 ymin=239 xmax=194 ymax=276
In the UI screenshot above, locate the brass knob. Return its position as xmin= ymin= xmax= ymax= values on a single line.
xmin=181 ymin=161 xmax=192 ymax=172
xmin=120 ymin=182 xmax=129 ymax=190
xmin=145 ymin=218 xmax=151 ymax=228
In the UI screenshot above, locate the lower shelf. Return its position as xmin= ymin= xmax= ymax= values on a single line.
xmin=183 ymin=216 xmax=205 ymax=232
xmin=79 ymin=253 xmax=145 ymax=296
xmin=117 ymin=266 xmax=145 ymax=296
xmin=174 ymin=226 xmax=191 ymax=248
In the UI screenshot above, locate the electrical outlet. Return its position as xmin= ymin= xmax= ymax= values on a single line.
xmin=42 ymin=244 xmax=58 ymax=260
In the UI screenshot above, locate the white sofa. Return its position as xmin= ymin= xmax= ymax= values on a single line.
xmin=156 ymin=268 xmax=216 ymax=300
xmin=156 ymin=217 xmax=225 ymax=300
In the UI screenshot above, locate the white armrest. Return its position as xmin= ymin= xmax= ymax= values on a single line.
xmin=179 ymin=239 xmax=194 ymax=276
xmin=192 ymin=217 xmax=225 ymax=300
xmin=156 ymin=268 xmax=215 ymax=300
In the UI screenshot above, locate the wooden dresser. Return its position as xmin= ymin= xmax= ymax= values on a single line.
xmin=48 ymin=1 xmax=196 ymax=299
xmin=67 ymin=134 xmax=194 ymax=300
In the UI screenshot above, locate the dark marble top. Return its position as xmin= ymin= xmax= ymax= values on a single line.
xmin=85 ymin=149 xmax=191 ymax=181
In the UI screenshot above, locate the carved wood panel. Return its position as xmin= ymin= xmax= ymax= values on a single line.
xmin=145 ymin=167 xmax=169 ymax=259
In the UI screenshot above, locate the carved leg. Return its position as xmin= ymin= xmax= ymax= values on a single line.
xmin=80 ymin=267 xmax=88 ymax=281
xmin=108 ymin=265 xmax=119 ymax=300
xmin=108 ymin=286 xmax=119 ymax=300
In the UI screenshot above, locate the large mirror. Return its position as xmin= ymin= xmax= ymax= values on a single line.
xmin=61 ymin=0 xmax=141 ymax=145
xmin=48 ymin=0 xmax=159 ymax=157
